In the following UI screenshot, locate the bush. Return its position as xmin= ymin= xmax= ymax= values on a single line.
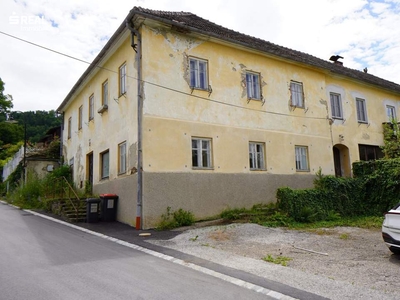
xmin=156 ymin=207 xmax=195 ymax=230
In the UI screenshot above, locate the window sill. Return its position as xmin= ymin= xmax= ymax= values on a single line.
xmin=296 ymin=169 xmax=310 ymax=173
xmin=118 ymin=92 xmax=126 ymax=98
xmin=192 ymin=167 xmax=214 ymax=170
xmin=358 ymin=121 xmax=368 ymax=124
xmin=250 ymin=168 xmax=267 ymax=171
xmin=97 ymin=104 xmax=108 ymax=114
xmin=100 ymin=176 xmax=109 ymax=181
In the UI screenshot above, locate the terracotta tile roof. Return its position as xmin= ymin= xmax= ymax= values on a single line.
xmin=133 ymin=7 xmax=400 ymax=94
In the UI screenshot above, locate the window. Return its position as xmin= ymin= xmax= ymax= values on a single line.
xmin=119 ymin=63 xmax=126 ymax=95
xmin=192 ymin=138 xmax=212 ymax=168
xmin=189 ymin=58 xmax=208 ymax=90
xmin=356 ymin=98 xmax=367 ymax=123
xmin=89 ymin=94 xmax=94 ymax=121
xmin=246 ymin=72 xmax=261 ymax=100
xmin=78 ymin=105 xmax=83 ymax=130
xmin=387 ymin=105 xmax=396 ymax=121
xmin=67 ymin=117 xmax=71 ymax=139
xmin=102 ymin=80 xmax=108 ymax=106
xmin=249 ymin=142 xmax=265 ymax=170
xmin=330 ymin=93 xmax=343 ymax=119
xmin=101 ymin=150 xmax=109 ymax=179
xmin=118 ymin=142 xmax=126 ymax=174
xmin=359 ymin=144 xmax=383 ymax=161
xmin=290 ymin=81 xmax=304 ymax=107
xmin=295 ymin=146 xmax=309 ymax=171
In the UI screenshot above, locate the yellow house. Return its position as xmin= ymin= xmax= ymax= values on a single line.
xmin=57 ymin=7 xmax=400 ymax=229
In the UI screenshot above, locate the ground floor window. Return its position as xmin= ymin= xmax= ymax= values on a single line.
xmin=101 ymin=150 xmax=109 ymax=179
xmin=295 ymin=146 xmax=309 ymax=171
xmin=192 ymin=138 xmax=212 ymax=168
xmin=249 ymin=142 xmax=265 ymax=170
xmin=358 ymin=144 xmax=383 ymax=161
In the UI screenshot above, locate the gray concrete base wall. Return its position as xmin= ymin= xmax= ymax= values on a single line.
xmin=93 ymin=174 xmax=137 ymax=226
xmin=142 ymin=172 xmax=315 ymax=229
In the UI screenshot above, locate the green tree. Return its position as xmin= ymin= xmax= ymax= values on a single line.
xmin=0 ymin=78 xmax=13 ymax=119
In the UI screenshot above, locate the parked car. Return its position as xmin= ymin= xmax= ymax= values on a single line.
xmin=382 ymin=203 xmax=400 ymax=254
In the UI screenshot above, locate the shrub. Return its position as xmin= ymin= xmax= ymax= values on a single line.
xmin=156 ymin=207 xmax=195 ymax=230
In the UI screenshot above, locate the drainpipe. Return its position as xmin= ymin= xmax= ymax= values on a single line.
xmin=126 ymin=19 xmax=143 ymax=230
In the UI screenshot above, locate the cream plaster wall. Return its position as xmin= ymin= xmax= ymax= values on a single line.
xmin=62 ymin=35 xmax=138 ymax=187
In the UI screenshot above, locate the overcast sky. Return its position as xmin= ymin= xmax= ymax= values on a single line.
xmin=1 ymin=0 xmax=400 ymax=112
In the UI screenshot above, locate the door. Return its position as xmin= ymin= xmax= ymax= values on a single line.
xmin=333 ymin=146 xmax=342 ymax=177
xmin=87 ymin=153 xmax=93 ymax=193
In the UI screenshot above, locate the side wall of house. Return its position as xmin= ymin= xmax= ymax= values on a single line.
xmin=62 ymin=33 xmax=138 ymax=226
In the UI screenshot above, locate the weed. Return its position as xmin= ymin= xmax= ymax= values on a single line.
xmin=189 ymin=235 xmax=199 ymax=242
xmin=339 ymin=233 xmax=349 ymax=240
xmin=156 ymin=207 xmax=195 ymax=230
xmin=262 ymin=254 xmax=292 ymax=266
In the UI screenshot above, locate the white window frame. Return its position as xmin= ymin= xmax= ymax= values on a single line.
xmin=118 ymin=142 xmax=127 ymax=175
xmin=295 ymin=146 xmax=309 ymax=172
xmin=119 ymin=63 xmax=127 ymax=95
xmin=101 ymin=150 xmax=109 ymax=179
xmin=246 ymin=72 xmax=261 ymax=100
xmin=189 ymin=58 xmax=208 ymax=90
xmin=192 ymin=138 xmax=212 ymax=169
xmin=102 ymin=80 xmax=108 ymax=106
xmin=249 ymin=142 xmax=265 ymax=170
xmin=387 ymin=105 xmax=396 ymax=122
xmin=78 ymin=105 xmax=83 ymax=130
xmin=290 ymin=81 xmax=304 ymax=108
xmin=330 ymin=92 xmax=343 ymax=119
xmin=89 ymin=94 xmax=94 ymax=121
xmin=356 ymin=98 xmax=367 ymax=123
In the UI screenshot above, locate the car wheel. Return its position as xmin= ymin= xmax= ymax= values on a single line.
xmin=389 ymin=246 xmax=400 ymax=255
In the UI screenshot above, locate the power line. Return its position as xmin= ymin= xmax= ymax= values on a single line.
xmin=0 ymin=30 xmax=328 ymax=121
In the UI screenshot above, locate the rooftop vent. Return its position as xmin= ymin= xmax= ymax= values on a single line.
xmin=329 ymin=55 xmax=344 ymax=66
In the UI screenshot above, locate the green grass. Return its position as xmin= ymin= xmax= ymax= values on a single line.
xmin=262 ymin=254 xmax=292 ymax=266
xmin=220 ymin=204 xmax=384 ymax=230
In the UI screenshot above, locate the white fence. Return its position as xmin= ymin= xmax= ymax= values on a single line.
xmin=2 ymin=146 xmax=24 ymax=181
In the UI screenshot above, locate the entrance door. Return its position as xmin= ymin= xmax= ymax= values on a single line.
xmin=87 ymin=153 xmax=93 ymax=193
xmin=333 ymin=146 xmax=342 ymax=177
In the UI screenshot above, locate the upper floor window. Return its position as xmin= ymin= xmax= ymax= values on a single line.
xmin=387 ymin=105 xmax=396 ymax=122
xmin=330 ymin=92 xmax=343 ymax=119
xmin=249 ymin=142 xmax=265 ymax=170
xmin=119 ymin=63 xmax=127 ymax=96
xmin=189 ymin=58 xmax=208 ymax=90
xmin=246 ymin=72 xmax=261 ymax=100
xmin=118 ymin=142 xmax=127 ymax=174
xmin=89 ymin=94 xmax=94 ymax=121
xmin=78 ymin=105 xmax=83 ymax=130
xmin=102 ymin=80 xmax=108 ymax=106
xmin=295 ymin=146 xmax=309 ymax=172
xmin=192 ymin=138 xmax=212 ymax=168
xmin=67 ymin=117 xmax=71 ymax=139
xmin=290 ymin=81 xmax=304 ymax=108
xmin=356 ymin=98 xmax=367 ymax=123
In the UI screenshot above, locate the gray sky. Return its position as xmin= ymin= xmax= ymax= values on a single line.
xmin=1 ymin=0 xmax=400 ymax=112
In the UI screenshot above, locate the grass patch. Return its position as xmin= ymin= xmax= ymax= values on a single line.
xmin=156 ymin=207 xmax=195 ymax=230
xmin=220 ymin=205 xmax=384 ymax=230
xmin=262 ymin=254 xmax=292 ymax=266
xmin=339 ymin=233 xmax=350 ymax=240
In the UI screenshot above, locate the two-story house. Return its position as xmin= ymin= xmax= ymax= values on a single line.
xmin=57 ymin=7 xmax=400 ymax=229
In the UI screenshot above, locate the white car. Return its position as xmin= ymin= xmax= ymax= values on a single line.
xmin=382 ymin=203 xmax=400 ymax=255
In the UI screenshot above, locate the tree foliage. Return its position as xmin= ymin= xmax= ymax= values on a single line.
xmin=381 ymin=121 xmax=400 ymax=159
xmin=0 ymin=78 xmax=13 ymax=118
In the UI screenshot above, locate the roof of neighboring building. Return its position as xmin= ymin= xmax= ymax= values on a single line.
xmin=57 ymin=7 xmax=400 ymax=111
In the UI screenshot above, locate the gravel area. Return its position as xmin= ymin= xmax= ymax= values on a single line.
xmin=149 ymin=223 xmax=400 ymax=300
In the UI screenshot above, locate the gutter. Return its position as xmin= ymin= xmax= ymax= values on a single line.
xmin=126 ymin=18 xmax=143 ymax=230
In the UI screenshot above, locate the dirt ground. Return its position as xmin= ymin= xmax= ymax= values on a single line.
xmin=152 ymin=223 xmax=400 ymax=299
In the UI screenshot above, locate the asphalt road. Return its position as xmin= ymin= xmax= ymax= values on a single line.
xmin=0 ymin=203 xmax=276 ymax=300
